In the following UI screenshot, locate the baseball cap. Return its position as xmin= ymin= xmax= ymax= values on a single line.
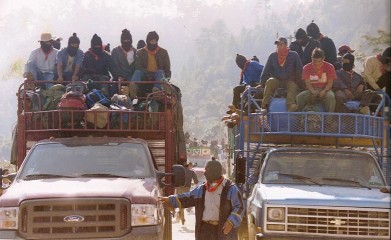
xmin=274 ymin=37 xmax=288 ymax=45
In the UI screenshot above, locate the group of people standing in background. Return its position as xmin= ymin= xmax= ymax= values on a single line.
xmin=233 ymin=21 xmax=390 ymax=116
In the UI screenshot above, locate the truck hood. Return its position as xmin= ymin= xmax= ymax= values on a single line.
xmin=0 ymin=178 xmax=160 ymax=207
xmin=257 ymin=184 xmax=390 ymax=209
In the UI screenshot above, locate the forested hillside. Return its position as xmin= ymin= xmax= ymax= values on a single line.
xmin=0 ymin=0 xmax=390 ymax=161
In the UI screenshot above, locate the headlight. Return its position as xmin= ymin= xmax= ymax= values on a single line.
xmin=131 ymin=204 xmax=157 ymax=226
xmin=267 ymin=207 xmax=285 ymax=222
xmin=0 ymin=207 xmax=18 ymax=229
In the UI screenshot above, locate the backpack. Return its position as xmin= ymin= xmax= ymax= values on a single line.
xmin=85 ymin=89 xmax=111 ymax=108
xmin=65 ymin=82 xmax=89 ymax=94
xmin=41 ymin=84 xmax=66 ymax=110
xmin=57 ymin=91 xmax=86 ymax=127
xmin=86 ymin=102 xmax=109 ymax=128
xmin=24 ymin=90 xmax=43 ymax=112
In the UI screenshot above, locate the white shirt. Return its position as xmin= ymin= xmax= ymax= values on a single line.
xmin=126 ymin=48 xmax=135 ymax=65
xmin=202 ymin=179 xmax=226 ymax=221
xmin=25 ymin=47 xmax=58 ymax=73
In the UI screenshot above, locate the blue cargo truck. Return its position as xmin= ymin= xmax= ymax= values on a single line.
xmin=229 ymin=87 xmax=390 ymax=240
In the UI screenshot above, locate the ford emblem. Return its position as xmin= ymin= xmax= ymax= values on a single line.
xmin=63 ymin=215 xmax=85 ymax=223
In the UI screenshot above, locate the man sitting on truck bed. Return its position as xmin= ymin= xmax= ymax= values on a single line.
xmin=24 ymin=32 xmax=59 ymax=89
xmin=296 ymin=48 xmax=336 ymax=112
xmin=333 ymin=52 xmax=377 ymax=114
xmin=131 ymin=31 xmax=171 ymax=91
xmin=260 ymin=36 xmax=303 ymax=113
xmin=80 ymin=33 xmax=114 ymax=96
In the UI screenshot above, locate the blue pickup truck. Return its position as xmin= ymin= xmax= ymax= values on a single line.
xmin=229 ymin=87 xmax=390 ymax=239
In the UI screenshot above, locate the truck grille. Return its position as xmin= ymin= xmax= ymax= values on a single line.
xmin=19 ymin=198 xmax=131 ymax=239
xmin=266 ymin=205 xmax=390 ymax=239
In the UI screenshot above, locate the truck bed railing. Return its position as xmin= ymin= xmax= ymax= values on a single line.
xmin=15 ymin=80 xmax=181 ymax=170
xmin=232 ymin=87 xmax=390 ymax=189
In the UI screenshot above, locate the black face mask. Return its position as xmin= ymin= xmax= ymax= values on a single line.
xmin=381 ymin=58 xmax=390 ymax=64
xmin=342 ymin=63 xmax=354 ymax=71
xmin=121 ymin=41 xmax=132 ymax=51
xmin=40 ymin=42 xmax=52 ymax=53
xmin=147 ymin=43 xmax=158 ymax=51
xmin=301 ymin=38 xmax=309 ymax=47
xmin=67 ymin=46 xmax=78 ymax=57
xmin=92 ymin=46 xmax=103 ymax=55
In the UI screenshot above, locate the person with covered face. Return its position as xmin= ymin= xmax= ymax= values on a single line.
xmin=159 ymin=159 xmax=244 ymax=240
xmin=80 ymin=33 xmax=114 ymax=95
xmin=232 ymin=53 xmax=264 ymax=109
xmin=306 ymin=21 xmax=337 ymax=68
xmin=56 ymin=33 xmax=84 ymax=83
xmin=289 ymin=28 xmax=320 ymax=68
xmin=111 ymin=29 xmax=136 ymax=82
xmin=260 ymin=36 xmax=303 ymax=112
xmin=131 ymin=31 xmax=171 ymax=89
xmin=333 ymin=52 xmax=375 ymax=114
xmin=24 ymin=32 xmax=59 ymax=89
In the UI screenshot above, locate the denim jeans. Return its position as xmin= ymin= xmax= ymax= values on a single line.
xmin=130 ymin=69 xmax=165 ymax=89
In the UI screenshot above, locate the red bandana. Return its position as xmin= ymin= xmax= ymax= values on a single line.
xmin=277 ymin=47 xmax=289 ymax=67
xmin=205 ymin=177 xmax=224 ymax=192
xmin=42 ymin=48 xmax=53 ymax=61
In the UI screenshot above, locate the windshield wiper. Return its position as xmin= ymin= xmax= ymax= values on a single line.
xmin=278 ymin=173 xmax=322 ymax=186
xmin=24 ymin=174 xmax=75 ymax=180
xmin=80 ymin=173 xmax=127 ymax=178
xmin=322 ymin=177 xmax=371 ymax=190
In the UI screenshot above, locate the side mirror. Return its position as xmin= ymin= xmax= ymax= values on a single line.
xmin=235 ymin=155 xmax=246 ymax=184
xmin=156 ymin=164 xmax=185 ymax=188
xmin=172 ymin=165 xmax=185 ymax=188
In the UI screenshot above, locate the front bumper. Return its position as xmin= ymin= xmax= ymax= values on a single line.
xmin=256 ymin=233 xmax=385 ymax=240
xmin=0 ymin=225 xmax=163 ymax=240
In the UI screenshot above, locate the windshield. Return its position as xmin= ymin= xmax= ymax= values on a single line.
xmin=18 ymin=142 xmax=153 ymax=179
xmin=262 ymin=150 xmax=385 ymax=188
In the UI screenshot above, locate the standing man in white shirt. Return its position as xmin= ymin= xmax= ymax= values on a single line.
xmin=24 ymin=32 xmax=59 ymax=89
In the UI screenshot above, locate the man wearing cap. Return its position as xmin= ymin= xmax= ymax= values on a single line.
xmin=260 ymin=36 xmax=303 ymax=112
xmin=80 ymin=33 xmax=114 ymax=95
xmin=335 ymin=45 xmax=355 ymax=70
xmin=24 ymin=32 xmax=59 ymax=89
xmin=160 ymin=159 xmax=244 ymax=240
xmin=363 ymin=47 xmax=391 ymax=95
xmin=232 ymin=53 xmax=264 ymax=109
xmin=56 ymin=33 xmax=84 ymax=82
xmin=131 ymin=31 xmax=171 ymax=90
xmin=306 ymin=21 xmax=337 ymax=67
xmin=289 ymin=28 xmax=320 ymax=67
xmin=333 ymin=52 xmax=374 ymax=114
xmin=296 ymin=48 xmax=336 ymax=112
